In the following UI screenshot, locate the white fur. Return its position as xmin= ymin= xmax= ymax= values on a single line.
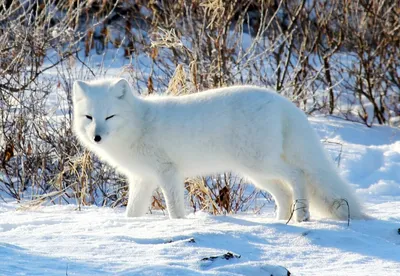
xmin=72 ymin=78 xmax=365 ymax=222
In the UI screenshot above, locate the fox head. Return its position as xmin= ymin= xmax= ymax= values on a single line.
xmin=72 ymin=78 xmax=134 ymax=147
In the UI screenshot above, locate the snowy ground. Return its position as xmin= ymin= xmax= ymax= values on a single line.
xmin=1 ymin=117 xmax=400 ymax=276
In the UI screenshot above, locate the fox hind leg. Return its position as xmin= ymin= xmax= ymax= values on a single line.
xmin=249 ymin=177 xmax=293 ymax=220
xmin=277 ymin=163 xmax=310 ymax=222
xmin=270 ymin=181 xmax=294 ymax=220
xmin=254 ymin=160 xmax=310 ymax=222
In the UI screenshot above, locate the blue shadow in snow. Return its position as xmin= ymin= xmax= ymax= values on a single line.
xmin=0 ymin=243 xmax=106 ymax=276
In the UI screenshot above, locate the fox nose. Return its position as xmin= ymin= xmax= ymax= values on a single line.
xmin=94 ymin=135 xmax=102 ymax=142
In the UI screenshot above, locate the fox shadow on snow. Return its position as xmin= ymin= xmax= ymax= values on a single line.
xmin=212 ymin=215 xmax=400 ymax=264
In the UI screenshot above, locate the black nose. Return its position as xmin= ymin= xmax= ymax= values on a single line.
xmin=94 ymin=135 xmax=102 ymax=142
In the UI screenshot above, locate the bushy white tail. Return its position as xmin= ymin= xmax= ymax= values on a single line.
xmin=305 ymin=162 xmax=366 ymax=220
xmin=285 ymin=114 xmax=366 ymax=220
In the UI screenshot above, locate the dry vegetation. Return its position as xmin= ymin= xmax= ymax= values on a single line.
xmin=0 ymin=0 xmax=399 ymax=214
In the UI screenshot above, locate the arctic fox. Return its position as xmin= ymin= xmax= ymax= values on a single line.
xmin=73 ymin=78 xmax=365 ymax=222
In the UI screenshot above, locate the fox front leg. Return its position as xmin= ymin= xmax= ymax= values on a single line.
xmin=126 ymin=178 xmax=157 ymax=217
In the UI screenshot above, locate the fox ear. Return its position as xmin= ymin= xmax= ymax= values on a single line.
xmin=111 ymin=78 xmax=131 ymax=99
xmin=73 ymin=80 xmax=89 ymax=102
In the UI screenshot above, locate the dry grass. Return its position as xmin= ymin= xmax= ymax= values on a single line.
xmin=1 ymin=0 xmax=399 ymax=215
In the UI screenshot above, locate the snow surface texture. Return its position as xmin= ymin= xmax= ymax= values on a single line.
xmin=1 ymin=117 xmax=400 ymax=276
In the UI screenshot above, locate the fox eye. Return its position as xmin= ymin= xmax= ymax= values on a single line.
xmin=85 ymin=115 xmax=92 ymax=120
xmin=105 ymin=115 xmax=115 ymax=120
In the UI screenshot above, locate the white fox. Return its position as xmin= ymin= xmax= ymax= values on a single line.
xmin=73 ymin=78 xmax=365 ymax=222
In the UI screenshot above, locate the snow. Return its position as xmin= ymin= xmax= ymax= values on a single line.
xmin=1 ymin=116 xmax=400 ymax=275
